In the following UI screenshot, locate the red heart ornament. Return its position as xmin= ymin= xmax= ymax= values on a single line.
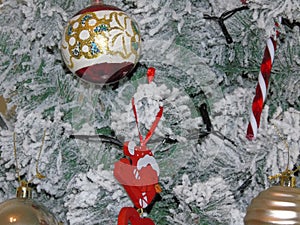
xmin=117 ymin=207 xmax=155 ymax=225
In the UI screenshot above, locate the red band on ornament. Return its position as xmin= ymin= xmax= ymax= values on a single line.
xmin=75 ymin=4 xmax=122 ymax=16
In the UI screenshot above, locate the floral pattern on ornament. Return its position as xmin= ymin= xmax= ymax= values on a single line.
xmin=61 ymin=11 xmax=141 ymax=69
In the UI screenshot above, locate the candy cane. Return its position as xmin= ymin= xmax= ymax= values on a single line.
xmin=246 ymin=19 xmax=281 ymax=140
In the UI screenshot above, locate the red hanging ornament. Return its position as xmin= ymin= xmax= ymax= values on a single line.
xmin=114 ymin=68 xmax=162 ymax=224
xmin=114 ymin=99 xmax=163 ymax=211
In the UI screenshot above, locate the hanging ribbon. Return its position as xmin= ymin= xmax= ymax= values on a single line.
xmin=131 ymin=97 xmax=163 ymax=148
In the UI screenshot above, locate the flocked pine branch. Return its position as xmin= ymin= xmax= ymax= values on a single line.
xmin=0 ymin=0 xmax=299 ymax=225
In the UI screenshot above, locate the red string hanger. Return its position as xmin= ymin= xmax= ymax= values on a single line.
xmin=131 ymin=97 xmax=164 ymax=150
xmin=114 ymin=68 xmax=163 ymax=225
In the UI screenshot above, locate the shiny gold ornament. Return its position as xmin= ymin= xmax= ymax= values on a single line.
xmin=0 ymin=182 xmax=59 ymax=225
xmin=244 ymin=125 xmax=300 ymax=225
xmin=244 ymin=168 xmax=300 ymax=225
xmin=0 ymin=132 xmax=60 ymax=225
xmin=244 ymin=185 xmax=300 ymax=225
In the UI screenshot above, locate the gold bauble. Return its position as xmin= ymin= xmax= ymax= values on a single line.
xmin=244 ymin=185 xmax=300 ymax=225
xmin=0 ymin=187 xmax=59 ymax=225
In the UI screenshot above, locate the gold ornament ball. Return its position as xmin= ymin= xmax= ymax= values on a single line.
xmin=0 ymin=198 xmax=59 ymax=225
xmin=244 ymin=186 xmax=300 ymax=225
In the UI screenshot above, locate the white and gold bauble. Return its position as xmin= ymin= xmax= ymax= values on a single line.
xmin=61 ymin=0 xmax=141 ymax=84
xmin=244 ymin=168 xmax=300 ymax=225
xmin=0 ymin=181 xmax=60 ymax=225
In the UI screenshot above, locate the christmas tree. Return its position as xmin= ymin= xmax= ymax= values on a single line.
xmin=0 ymin=0 xmax=299 ymax=224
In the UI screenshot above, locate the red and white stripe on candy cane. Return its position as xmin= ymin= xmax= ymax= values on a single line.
xmin=246 ymin=19 xmax=281 ymax=140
